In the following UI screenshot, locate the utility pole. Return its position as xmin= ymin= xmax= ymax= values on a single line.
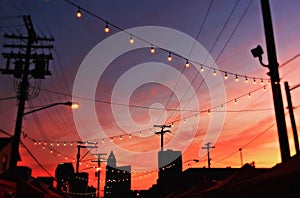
xmin=239 ymin=148 xmax=243 ymax=166
xmin=251 ymin=0 xmax=290 ymax=162
xmin=284 ymin=81 xmax=300 ymax=154
xmin=0 ymin=15 xmax=54 ymax=169
xmin=201 ymin=142 xmax=215 ymax=168
xmin=92 ymin=153 xmax=107 ymax=198
xmin=76 ymin=141 xmax=98 ymax=173
xmin=154 ymin=125 xmax=171 ymax=151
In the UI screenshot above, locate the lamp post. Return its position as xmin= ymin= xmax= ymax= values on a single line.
xmin=9 ymin=101 xmax=78 ymax=169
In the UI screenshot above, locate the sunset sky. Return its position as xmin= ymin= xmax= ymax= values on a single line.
xmin=1 ymin=0 xmax=300 ymax=193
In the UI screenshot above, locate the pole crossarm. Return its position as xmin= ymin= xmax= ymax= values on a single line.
xmin=154 ymin=124 xmax=171 ymax=151
xmin=201 ymin=142 xmax=215 ymax=168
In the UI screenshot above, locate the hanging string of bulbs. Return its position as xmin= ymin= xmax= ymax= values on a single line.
xmin=24 ymin=84 xmax=270 ymax=146
xmin=64 ymin=0 xmax=270 ymax=83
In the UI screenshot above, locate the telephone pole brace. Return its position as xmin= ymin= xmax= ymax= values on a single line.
xmin=154 ymin=124 xmax=171 ymax=151
xmin=201 ymin=142 xmax=215 ymax=168
xmin=1 ymin=15 xmax=54 ymax=169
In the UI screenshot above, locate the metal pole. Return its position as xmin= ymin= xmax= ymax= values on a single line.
xmin=260 ymin=0 xmax=290 ymax=162
xmin=284 ymin=82 xmax=299 ymax=153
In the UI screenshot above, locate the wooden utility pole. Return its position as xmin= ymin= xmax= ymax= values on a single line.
xmin=201 ymin=142 xmax=215 ymax=168
xmin=1 ymin=15 xmax=53 ymax=169
xmin=260 ymin=0 xmax=290 ymax=162
xmin=154 ymin=125 xmax=171 ymax=151
xmin=76 ymin=141 xmax=98 ymax=173
xmin=284 ymin=82 xmax=300 ymax=154
xmin=92 ymin=153 xmax=107 ymax=198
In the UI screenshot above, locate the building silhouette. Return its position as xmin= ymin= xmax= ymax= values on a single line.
xmin=55 ymin=162 xmax=75 ymax=193
xmin=104 ymin=151 xmax=131 ymax=198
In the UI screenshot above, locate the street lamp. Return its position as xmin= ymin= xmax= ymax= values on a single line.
xmin=23 ymin=101 xmax=79 ymax=115
xmin=10 ymin=101 xmax=78 ymax=169
xmin=183 ymin=159 xmax=199 ymax=169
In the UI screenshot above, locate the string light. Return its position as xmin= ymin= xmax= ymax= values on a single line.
xmin=264 ymin=86 xmax=266 ymax=91
xmin=253 ymin=78 xmax=256 ymax=84
xmin=185 ymin=60 xmax=190 ymax=68
xmin=245 ymin=77 xmax=249 ymax=83
xmin=23 ymin=84 xmax=269 ymax=147
xmin=129 ymin=35 xmax=134 ymax=44
xmin=150 ymin=46 xmax=155 ymax=54
xmin=235 ymin=74 xmax=239 ymax=82
xmin=248 ymin=92 xmax=252 ymax=98
xmin=234 ymin=98 xmax=238 ymax=104
xmin=200 ymin=66 xmax=204 ymax=72
xmin=213 ymin=69 xmax=217 ymax=76
xmin=66 ymin=0 xmax=270 ymax=89
xmin=168 ymin=52 xmax=172 ymax=61
xmin=76 ymin=7 xmax=82 ymax=18
xmin=261 ymin=79 xmax=264 ymax=85
xmin=119 ymin=136 xmax=123 ymax=141
xmin=224 ymin=72 xmax=228 ymax=79
xmin=104 ymin=22 xmax=110 ymax=33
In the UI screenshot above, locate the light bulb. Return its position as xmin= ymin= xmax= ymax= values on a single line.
xmin=224 ymin=72 xmax=228 ymax=79
xmin=253 ymin=78 xmax=256 ymax=84
xmin=104 ymin=22 xmax=110 ymax=33
xmin=261 ymin=79 xmax=264 ymax=85
xmin=185 ymin=60 xmax=190 ymax=68
xmin=200 ymin=66 xmax=204 ymax=72
xmin=235 ymin=74 xmax=239 ymax=82
xmin=76 ymin=8 xmax=82 ymax=18
xmin=130 ymin=35 xmax=134 ymax=44
xmin=150 ymin=46 xmax=155 ymax=54
xmin=245 ymin=77 xmax=248 ymax=83
xmin=213 ymin=69 xmax=217 ymax=76
xmin=248 ymin=92 xmax=252 ymax=98
xmin=234 ymin=98 xmax=238 ymax=104
xmin=168 ymin=52 xmax=172 ymax=61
